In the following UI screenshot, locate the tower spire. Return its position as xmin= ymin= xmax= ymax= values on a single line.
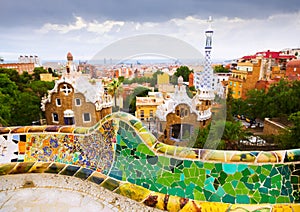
xmin=194 ymin=16 xmax=215 ymax=100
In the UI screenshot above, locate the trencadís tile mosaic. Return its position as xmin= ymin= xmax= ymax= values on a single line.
xmin=1 ymin=112 xmax=300 ymax=211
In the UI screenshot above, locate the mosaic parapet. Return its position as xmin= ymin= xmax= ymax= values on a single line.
xmin=1 ymin=112 xmax=300 ymax=210
xmin=1 ymin=162 xmax=299 ymax=212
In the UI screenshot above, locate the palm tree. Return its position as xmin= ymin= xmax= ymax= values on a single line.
xmin=107 ymin=77 xmax=124 ymax=111
xmin=222 ymin=121 xmax=248 ymax=150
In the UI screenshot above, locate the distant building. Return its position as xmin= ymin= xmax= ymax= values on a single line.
xmin=0 ymin=62 xmax=35 ymax=74
xmin=228 ymin=50 xmax=296 ymax=99
xmin=135 ymin=92 xmax=164 ymax=122
xmin=41 ymin=52 xmax=112 ymax=127
xmin=18 ymin=55 xmax=40 ymax=66
xmin=285 ymin=59 xmax=300 ymax=80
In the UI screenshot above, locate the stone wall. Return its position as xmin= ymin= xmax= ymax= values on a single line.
xmin=263 ymin=118 xmax=287 ymax=135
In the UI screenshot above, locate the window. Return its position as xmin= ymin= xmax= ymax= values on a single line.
xmin=238 ymin=91 xmax=241 ymax=95
xmin=149 ymin=110 xmax=153 ymax=118
xmin=185 ymin=110 xmax=188 ymax=116
xmin=233 ymin=83 xmax=236 ymax=87
xmin=56 ymin=98 xmax=61 ymax=106
xmin=75 ymin=98 xmax=81 ymax=106
xmin=140 ymin=110 xmax=144 ymax=120
xmin=230 ymin=82 xmax=232 ymax=86
xmin=180 ymin=108 xmax=184 ymax=117
xmin=52 ymin=113 xmax=59 ymax=122
xmin=83 ymin=113 xmax=91 ymax=122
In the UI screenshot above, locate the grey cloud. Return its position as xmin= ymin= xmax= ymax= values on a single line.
xmin=1 ymin=0 xmax=300 ymax=27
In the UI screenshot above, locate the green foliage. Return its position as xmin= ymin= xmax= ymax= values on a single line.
xmin=213 ymin=65 xmax=230 ymax=73
xmin=33 ymin=67 xmax=48 ymax=80
xmin=122 ymin=70 xmax=162 ymax=87
xmin=227 ymin=79 xmax=300 ymax=150
xmin=0 ymin=68 xmax=55 ymax=126
xmin=191 ymin=127 xmax=210 ymax=149
xmin=123 ymin=86 xmax=151 ymax=114
xmin=11 ymin=92 xmax=41 ymax=126
xmin=275 ymin=111 xmax=300 ymax=149
xmin=174 ymin=66 xmax=193 ymax=82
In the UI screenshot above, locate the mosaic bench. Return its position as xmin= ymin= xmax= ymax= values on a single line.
xmin=0 ymin=112 xmax=300 ymax=211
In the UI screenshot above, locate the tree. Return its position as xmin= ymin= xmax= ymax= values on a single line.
xmin=226 ymin=88 xmax=234 ymax=121
xmin=275 ymin=111 xmax=300 ymax=149
xmin=124 ymin=86 xmax=151 ymax=114
xmin=33 ymin=67 xmax=48 ymax=80
xmin=174 ymin=66 xmax=193 ymax=82
xmin=107 ymin=77 xmax=123 ymax=111
xmin=213 ymin=65 xmax=230 ymax=73
xmin=245 ymin=89 xmax=266 ymax=119
xmin=0 ymin=74 xmax=19 ymax=126
xmin=222 ymin=121 xmax=248 ymax=150
xmin=191 ymin=127 xmax=210 ymax=149
xmin=11 ymin=92 xmax=41 ymax=126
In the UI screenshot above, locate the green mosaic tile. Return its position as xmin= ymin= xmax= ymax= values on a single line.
xmin=88 ymin=175 xmax=106 ymax=185
xmin=259 ymin=173 xmax=267 ymax=182
xmin=253 ymin=190 xmax=262 ymax=202
xmin=244 ymin=182 xmax=254 ymax=190
xmin=232 ymin=180 xmax=238 ymax=188
xmin=137 ymin=144 xmax=155 ymax=156
xmin=237 ymin=164 xmax=248 ymax=172
xmin=10 ymin=162 xmax=35 ymax=174
xmin=60 ymin=165 xmax=80 ymax=176
xmin=269 ymin=196 xmax=276 ymax=204
xmin=209 ymin=193 xmax=221 ymax=202
xmin=263 ymin=177 xmax=271 ymax=188
xmin=74 ymin=167 xmax=93 ymax=180
xmin=236 ymin=195 xmax=250 ymax=204
xmin=222 ymin=163 xmax=237 ymax=175
xmin=223 ymin=183 xmax=235 ymax=196
xmin=45 ymin=163 xmax=66 ymax=174
xmin=222 ymin=194 xmax=235 ymax=204
xmin=101 ymin=178 xmax=120 ymax=191
xmin=216 ymin=186 xmax=225 ymax=197
xmin=261 ymin=165 xmax=272 ymax=175
xmin=260 ymin=194 xmax=270 ymax=203
xmin=233 ymin=172 xmax=242 ymax=179
xmin=218 ymin=171 xmax=227 ymax=185
xmin=270 ymin=189 xmax=280 ymax=197
xmin=0 ymin=163 xmax=17 ymax=175
xmin=203 ymin=162 xmax=214 ymax=170
xmin=271 ymin=174 xmax=282 ymax=184
xmin=183 ymin=160 xmax=192 ymax=168
xmin=194 ymin=161 xmax=204 ymax=169
xmin=204 ymin=183 xmax=215 ymax=193
xmin=270 ymin=167 xmax=279 ymax=177
xmin=241 ymin=168 xmax=251 ymax=176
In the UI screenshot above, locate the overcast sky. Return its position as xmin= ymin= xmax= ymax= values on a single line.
xmin=1 ymin=0 xmax=300 ymax=62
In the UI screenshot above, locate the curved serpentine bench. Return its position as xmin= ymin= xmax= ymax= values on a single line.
xmin=0 ymin=112 xmax=300 ymax=211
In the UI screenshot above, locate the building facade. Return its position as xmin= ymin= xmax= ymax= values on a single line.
xmin=228 ymin=50 xmax=296 ymax=99
xmin=41 ymin=52 xmax=113 ymax=127
xmin=156 ymin=77 xmax=212 ymax=146
xmin=0 ymin=63 xmax=35 ymax=75
xmin=285 ymin=59 xmax=300 ymax=80
xmin=135 ymin=92 xmax=164 ymax=122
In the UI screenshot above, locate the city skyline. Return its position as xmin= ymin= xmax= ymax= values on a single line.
xmin=1 ymin=0 xmax=300 ymax=62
